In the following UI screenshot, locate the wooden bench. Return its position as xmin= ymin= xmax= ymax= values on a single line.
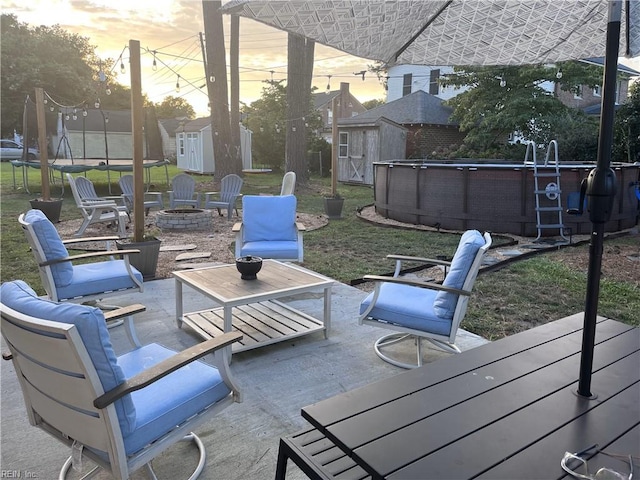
xmin=275 ymin=427 xmax=371 ymax=480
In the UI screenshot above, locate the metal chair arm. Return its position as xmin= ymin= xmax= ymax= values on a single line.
xmin=362 ymin=274 xmax=470 ymax=296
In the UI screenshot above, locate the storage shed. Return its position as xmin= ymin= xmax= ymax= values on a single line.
xmin=336 ymin=116 xmax=406 ymax=185
xmin=176 ymin=118 xmax=252 ymax=174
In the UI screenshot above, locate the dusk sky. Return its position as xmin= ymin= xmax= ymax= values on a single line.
xmin=3 ymin=0 xmax=638 ymax=117
xmin=2 ymin=0 xmax=387 ymax=116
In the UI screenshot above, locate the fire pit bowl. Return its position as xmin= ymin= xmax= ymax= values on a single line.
xmin=235 ymin=255 xmax=263 ymax=280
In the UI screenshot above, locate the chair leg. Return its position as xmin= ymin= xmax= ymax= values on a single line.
xmin=374 ymin=333 xmax=421 ymax=369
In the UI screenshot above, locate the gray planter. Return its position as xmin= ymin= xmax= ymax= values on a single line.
xmin=323 ymin=197 xmax=344 ymax=220
xmin=29 ymin=198 xmax=63 ymax=223
xmin=116 ymin=238 xmax=161 ymax=281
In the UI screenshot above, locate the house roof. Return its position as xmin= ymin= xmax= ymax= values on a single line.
xmin=581 ymin=57 xmax=640 ymax=76
xmin=583 ymin=102 xmax=623 ymax=115
xmin=159 ymin=118 xmax=183 ymax=135
xmin=339 ymin=90 xmax=457 ymax=126
xmin=313 ymin=90 xmax=343 ymax=109
xmin=179 ymin=117 xmax=211 ymax=133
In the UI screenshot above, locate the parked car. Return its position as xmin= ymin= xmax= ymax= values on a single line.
xmin=0 ymin=139 xmax=38 ymax=161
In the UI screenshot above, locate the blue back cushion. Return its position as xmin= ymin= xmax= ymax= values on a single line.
xmin=0 ymin=280 xmax=136 ymax=436
xmin=433 ymin=230 xmax=485 ymax=318
xmin=24 ymin=209 xmax=73 ymax=287
xmin=243 ymin=195 xmax=297 ymax=242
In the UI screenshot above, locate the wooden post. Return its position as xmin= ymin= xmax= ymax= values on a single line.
xmin=35 ymin=87 xmax=50 ymax=200
xmin=130 ymin=39 xmax=144 ymax=242
xmin=331 ymin=96 xmax=338 ymax=196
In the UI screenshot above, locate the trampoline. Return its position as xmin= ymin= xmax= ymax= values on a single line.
xmin=11 ymin=158 xmax=170 ymax=196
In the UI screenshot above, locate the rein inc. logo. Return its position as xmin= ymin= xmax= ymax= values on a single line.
xmin=1 ymin=471 xmax=37 ymax=478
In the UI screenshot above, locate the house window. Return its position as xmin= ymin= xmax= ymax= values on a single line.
xmin=178 ymin=134 xmax=185 ymax=156
xmin=574 ymin=85 xmax=583 ymax=99
xmin=339 ymin=132 xmax=348 ymax=157
xmin=403 ymin=73 xmax=412 ymax=96
xmin=328 ymin=108 xmax=333 ymax=126
xmin=593 ymin=85 xmax=601 ymax=97
xmin=429 ymin=69 xmax=440 ymax=95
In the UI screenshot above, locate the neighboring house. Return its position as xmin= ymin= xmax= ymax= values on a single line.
xmin=312 ymin=82 xmax=367 ymax=143
xmin=175 ymin=117 xmax=253 ymax=174
xmin=158 ymin=117 xmax=184 ymax=161
xmin=340 ymin=90 xmax=465 ymax=163
xmin=334 ymin=117 xmax=406 ymax=185
xmin=59 ymin=109 xmax=146 ymax=160
xmin=386 ymin=65 xmax=464 ymax=102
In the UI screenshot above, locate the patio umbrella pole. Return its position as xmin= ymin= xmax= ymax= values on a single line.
xmin=577 ymin=0 xmax=621 ymax=398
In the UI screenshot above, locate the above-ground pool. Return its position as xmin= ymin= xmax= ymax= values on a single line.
xmin=373 ymin=160 xmax=639 ymax=237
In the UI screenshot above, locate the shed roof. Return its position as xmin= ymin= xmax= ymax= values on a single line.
xmin=338 ymin=91 xmax=457 ymax=127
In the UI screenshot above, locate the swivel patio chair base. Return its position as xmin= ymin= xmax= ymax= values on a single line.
xmin=374 ymin=332 xmax=461 ymax=369
xmin=59 ymin=432 xmax=206 ymax=480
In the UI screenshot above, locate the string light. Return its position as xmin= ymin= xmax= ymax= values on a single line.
xmin=120 ymin=60 xmax=126 ymax=74
xmin=152 ymin=51 xmax=157 ymax=71
xmin=326 ymin=75 xmax=332 ymax=93
xmin=94 ymin=98 xmax=101 ymax=109
xmin=556 ymin=69 xmax=563 ymax=79
xmin=499 ymin=77 xmax=507 ymax=87
xmin=175 ymin=74 xmax=181 ymax=93
xmin=105 ymin=84 xmax=112 ymax=95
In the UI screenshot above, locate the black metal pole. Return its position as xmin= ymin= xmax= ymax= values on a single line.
xmin=577 ymin=0 xmax=622 ymax=397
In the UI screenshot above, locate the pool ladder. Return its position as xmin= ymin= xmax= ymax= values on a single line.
xmin=525 ymin=141 xmax=569 ymax=242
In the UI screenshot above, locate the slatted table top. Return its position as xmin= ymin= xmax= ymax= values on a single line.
xmin=173 ymin=259 xmax=334 ymax=307
xmin=300 ymin=313 xmax=639 ymax=479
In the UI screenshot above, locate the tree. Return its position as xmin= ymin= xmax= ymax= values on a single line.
xmin=440 ymin=62 xmax=602 ymax=150
xmin=154 ymin=96 xmax=195 ymax=119
xmin=202 ymin=1 xmax=241 ymax=178
xmin=285 ymin=33 xmax=315 ymax=184
xmin=242 ymin=80 xmax=322 ymax=170
xmin=362 ymin=98 xmax=385 ymax=110
xmin=613 ymin=80 xmax=640 ymax=162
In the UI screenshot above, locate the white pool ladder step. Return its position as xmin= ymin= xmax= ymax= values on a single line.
xmin=525 ymin=140 xmax=568 ymax=243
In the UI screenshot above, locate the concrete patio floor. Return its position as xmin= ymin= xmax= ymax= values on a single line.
xmin=1 ymin=276 xmax=488 ymax=480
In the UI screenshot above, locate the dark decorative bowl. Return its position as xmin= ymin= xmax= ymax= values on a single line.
xmin=235 ymin=256 xmax=263 ymax=280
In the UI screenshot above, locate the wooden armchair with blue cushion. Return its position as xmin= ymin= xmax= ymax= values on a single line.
xmin=233 ymin=195 xmax=305 ymax=262
xmin=0 ymin=280 xmax=242 ymax=480
xmin=19 ymin=209 xmax=144 ymax=303
xmin=359 ymin=230 xmax=492 ymax=368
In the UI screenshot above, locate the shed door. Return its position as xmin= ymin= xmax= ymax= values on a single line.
xmin=346 ymin=131 xmax=365 ymax=183
xmin=185 ymin=133 xmax=201 ymax=172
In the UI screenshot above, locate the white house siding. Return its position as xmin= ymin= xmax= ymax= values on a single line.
xmin=386 ymin=65 xmax=465 ymax=102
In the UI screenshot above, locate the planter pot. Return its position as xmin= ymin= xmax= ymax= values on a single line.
xmin=323 ymin=197 xmax=344 ymax=220
xmin=116 ymin=238 xmax=161 ymax=281
xmin=29 ymin=198 xmax=63 ymax=223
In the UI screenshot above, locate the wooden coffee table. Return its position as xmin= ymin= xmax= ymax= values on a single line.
xmin=173 ymin=260 xmax=334 ymax=353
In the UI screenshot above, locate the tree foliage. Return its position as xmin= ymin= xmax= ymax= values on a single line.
xmin=613 ymin=80 xmax=640 ymax=162
xmin=0 ymin=14 xmax=122 ymax=139
xmin=362 ymin=98 xmax=385 ymax=110
xmin=154 ymin=96 xmax=195 ymax=119
xmin=241 ymin=80 xmax=322 ymax=170
xmin=440 ymin=62 xmax=602 ymax=150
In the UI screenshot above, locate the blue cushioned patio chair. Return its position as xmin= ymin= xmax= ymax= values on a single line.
xmin=118 ymin=174 xmax=164 ymax=216
xmin=19 ymin=209 xmax=144 ymax=303
xmin=359 ymin=230 xmax=492 ymax=369
xmin=168 ymin=173 xmax=200 ymax=209
xmin=66 ymin=173 xmax=129 ymax=238
xmin=203 ymin=173 xmax=243 ymax=219
xmin=233 ymin=195 xmax=305 ymax=262
xmin=0 ymin=280 xmax=242 ymax=480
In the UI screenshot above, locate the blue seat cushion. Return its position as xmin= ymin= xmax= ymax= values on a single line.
xmin=55 ymin=260 xmax=143 ymax=301
xmin=240 ymin=240 xmax=299 ymax=260
xmin=433 ymin=230 xmax=485 ymax=318
xmin=242 ymin=195 xmax=297 ymax=242
xmin=24 ymin=209 xmax=73 ymax=286
xmin=117 ymin=343 xmax=231 ymax=455
xmin=359 ymin=282 xmax=452 ymax=336
xmin=0 ymin=280 xmax=136 ymax=436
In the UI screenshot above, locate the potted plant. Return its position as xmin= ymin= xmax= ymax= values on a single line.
xmin=116 ymin=225 xmax=162 ymax=281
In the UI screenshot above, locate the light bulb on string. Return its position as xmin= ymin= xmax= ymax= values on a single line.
xmin=95 ymin=98 xmax=101 ymax=109
xmin=105 ymin=114 xmax=109 ymax=124
xmin=49 ymin=105 xmax=55 ymax=112
xmin=65 ymin=113 xmax=70 ymax=121
xmin=43 ymin=98 xmax=48 ymax=105
xmin=72 ymin=108 xmax=77 ymax=121
xmin=120 ymin=60 xmax=125 ymax=74
xmin=105 ymin=84 xmax=112 ymax=95
xmin=176 ymin=75 xmax=181 ymax=93
xmin=556 ymin=69 xmax=563 ymax=79
xmin=209 ymin=74 xmax=215 ymax=83
xmin=499 ymin=77 xmax=507 ymax=87
xmin=326 ymin=75 xmax=332 ymax=93
xmin=260 ymin=126 xmax=264 ymax=132
xmin=292 ymin=126 xmax=297 ymax=132
xmin=82 ymin=109 xmax=88 ymax=117
xmin=152 ymin=51 xmax=157 ymax=71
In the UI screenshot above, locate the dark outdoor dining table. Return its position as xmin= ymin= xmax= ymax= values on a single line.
xmin=293 ymin=313 xmax=639 ymax=479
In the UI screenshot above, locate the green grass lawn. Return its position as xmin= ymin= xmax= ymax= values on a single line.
xmin=1 ymin=161 xmax=637 ymax=339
